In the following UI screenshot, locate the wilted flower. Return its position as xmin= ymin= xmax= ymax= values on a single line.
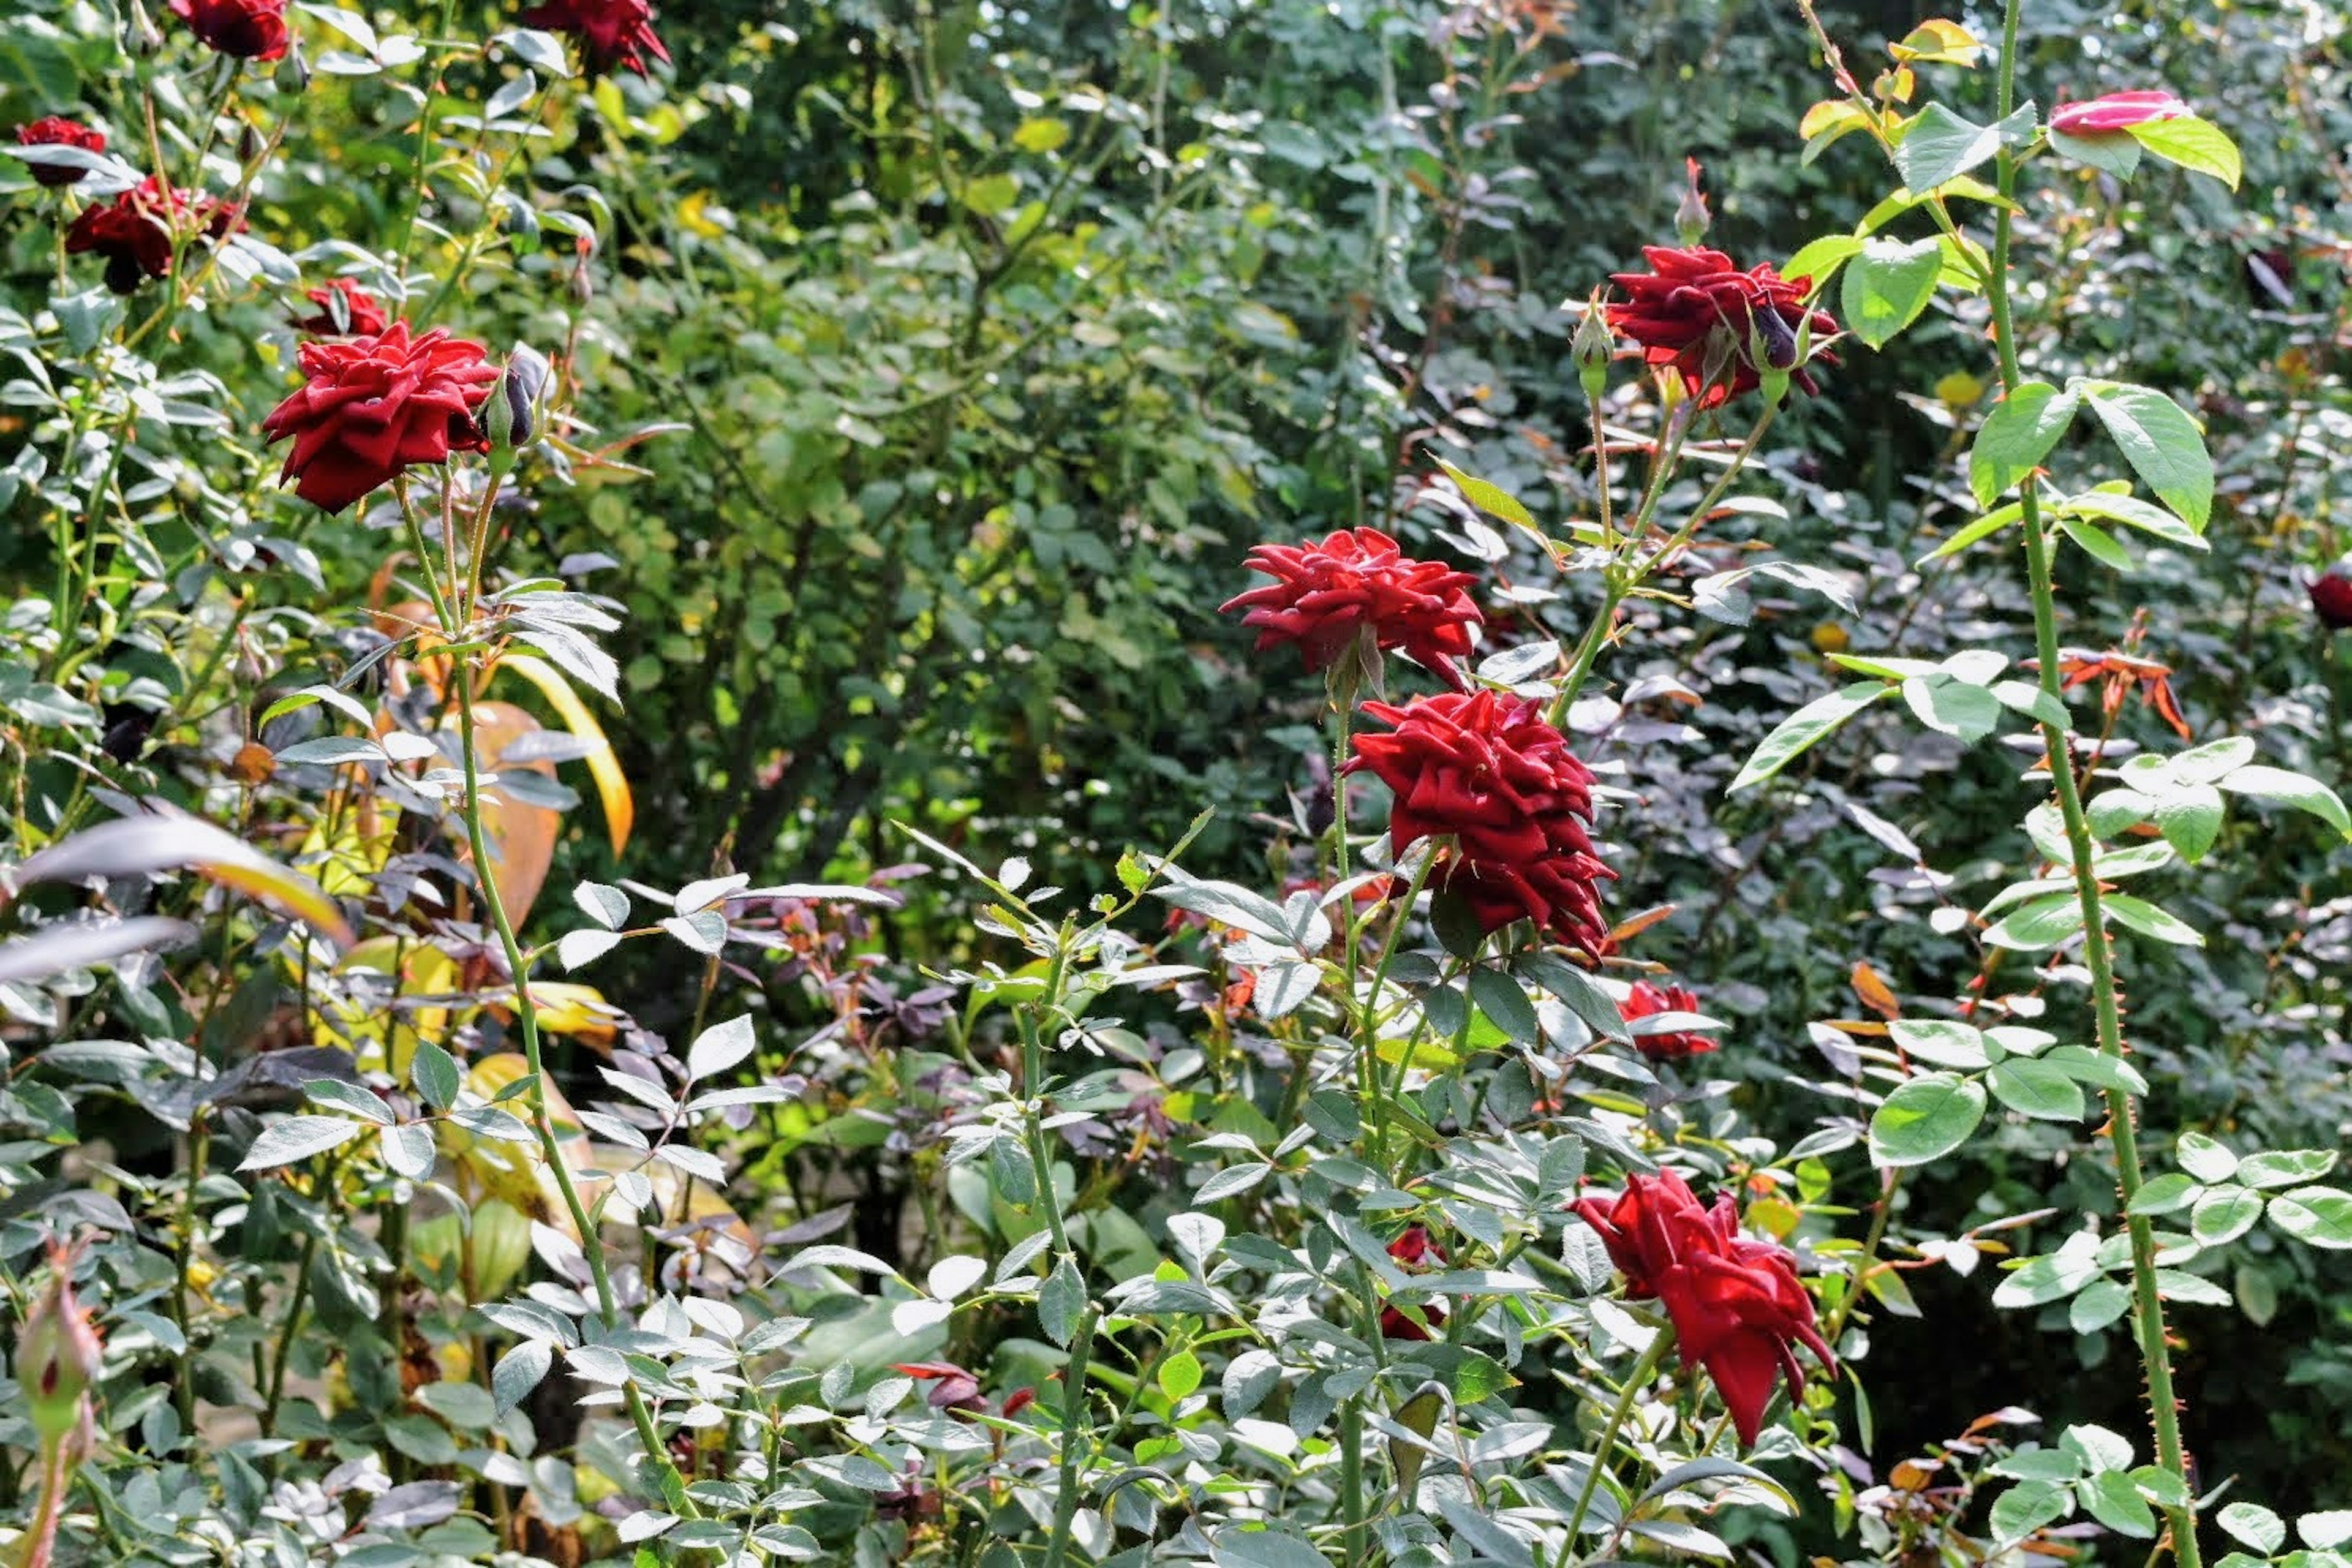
xmin=1223 ymin=527 xmax=1482 ymax=690
xmin=1607 ymin=246 xmax=1839 ymax=407
xmin=261 ymin=323 xmax=500 ymax=511
xmin=2048 ymin=91 xmax=2190 ymax=137
xmin=64 ymin=177 xmax=235 ymax=293
xmin=2053 ymin=647 xmax=2190 ymax=741
xmin=294 ymin=278 xmax=390 ymax=337
xmin=1346 ymin=690 xmax=1614 ymax=953
xmin=1379 ymin=1225 xmax=1449 ymax=1341
xmin=521 ymin=0 xmax=669 ymax=76
xmin=892 ymin=1360 xmax=984 ymax=1415
xmin=13 ymin=117 xmax=107 ymax=187
xmin=1572 ymin=1170 xmax=1834 ymax=1447
xmin=1621 ymin=979 xmax=1716 ymax=1062
xmin=2310 ymin=569 xmax=2352 ymax=631
xmin=168 ymin=0 xmax=292 ymax=61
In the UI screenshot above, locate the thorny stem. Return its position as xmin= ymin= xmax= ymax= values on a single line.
xmin=1042 ymin=1303 xmax=1101 ymax=1568
xmin=1985 ymin=2 xmax=2201 ymax=1561
xmin=1557 ymin=1327 xmax=1675 ymax=1566
xmin=452 ymin=664 xmax=696 ymax=1522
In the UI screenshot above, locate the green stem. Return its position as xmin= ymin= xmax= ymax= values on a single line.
xmin=1558 ymin=1328 xmax=1675 ymax=1565
xmin=452 ymin=669 xmax=695 ymax=1521
xmin=260 ymin=1228 xmax=319 ymax=1436
xmin=1042 ymin=1304 xmax=1101 ymax=1568
xmin=1339 ymin=1393 xmax=1366 ymax=1551
xmin=1985 ymin=4 xmax=2200 ymax=1562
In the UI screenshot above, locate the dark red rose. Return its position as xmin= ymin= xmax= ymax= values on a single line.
xmin=891 ymin=1360 xmax=984 ymax=1415
xmin=14 ymin=117 xmax=107 ymax=187
xmin=1379 ymin=1224 xmax=1449 ymax=1341
xmin=2311 ymin=570 xmax=2352 ymax=631
xmin=168 ymin=0 xmax=292 ymax=61
xmin=260 ymin=323 xmax=499 ymax=512
xmin=2049 ymin=90 xmax=2190 ymax=137
xmin=521 ymin=0 xmax=669 ymax=76
xmin=295 ymin=278 xmax=390 ymax=337
xmin=1622 ymin=979 xmax=1716 ymax=1062
xmin=65 ymin=178 xmax=227 ymax=293
xmin=1222 ymin=527 xmax=1482 ymax=690
xmin=1346 ymin=690 xmax=1614 ymax=953
xmin=1572 ymin=1170 xmax=1834 ymax=1447
xmin=1607 ymin=245 xmax=1839 ymax=407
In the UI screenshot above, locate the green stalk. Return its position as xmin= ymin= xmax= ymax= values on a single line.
xmin=1042 ymin=1304 xmax=1101 ymax=1568
xmin=1556 ymin=1327 xmax=1675 ymax=1565
xmin=452 ymin=666 xmax=695 ymax=1523
xmin=1985 ymin=4 xmax=2200 ymax=1561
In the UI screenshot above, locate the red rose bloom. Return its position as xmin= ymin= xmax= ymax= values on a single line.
xmin=1622 ymin=979 xmax=1716 ymax=1062
xmin=1346 ymin=690 xmax=1614 ymax=953
xmin=2312 ymin=570 xmax=2352 ymax=631
xmin=260 ymin=323 xmax=500 ymax=513
xmin=2048 ymin=91 xmax=2190 ymax=137
xmin=1379 ymin=1225 xmax=1448 ymax=1341
xmin=14 ymin=117 xmax=107 ymax=187
xmin=521 ymin=0 xmax=670 ymax=76
xmin=295 ymin=278 xmax=391 ymax=337
xmin=1572 ymin=1170 xmax=1834 ymax=1447
xmin=65 ymin=178 xmax=231 ymax=293
xmin=1607 ymin=246 xmax=1839 ymax=407
xmin=1222 ymin=527 xmax=1482 ymax=690
xmin=168 ymin=0 xmax=292 ymax=61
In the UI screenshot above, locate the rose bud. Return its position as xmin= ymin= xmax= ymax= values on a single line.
xmin=1571 ymin=290 xmax=1615 ymax=404
xmin=491 ymin=342 xmax=554 ymax=452
xmin=17 ymin=1248 xmax=104 ymax=1447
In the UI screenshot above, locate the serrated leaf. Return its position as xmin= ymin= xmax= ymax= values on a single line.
xmin=2084 ymin=383 xmax=2212 ymax=532
xmin=1988 ymin=1059 xmax=2086 ymax=1121
xmin=2104 ymin=894 xmax=2203 ymax=947
xmin=1432 ymin=458 xmax=1535 ymax=528
xmin=2216 ymin=765 xmax=2352 ymax=837
xmin=412 ymin=1038 xmax=461 ymax=1112
xmin=1841 ymin=236 xmax=1943 ymax=349
xmin=1892 ymin=103 xmax=2003 ymax=191
xmin=305 ymin=1079 xmax=394 ymax=1125
xmin=2191 ymin=1186 xmax=2263 ymax=1246
xmin=2125 ymin=116 xmax=2241 ymax=187
xmin=238 ymin=1115 xmax=366 ymax=1171
xmin=492 ymin=1340 xmax=552 ymax=1417
xmin=1732 ymin=682 xmax=1893 ymax=791
xmin=2267 ymin=1186 xmax=2352 ymax=1249
xmin=686 ymin=1014 xmax=757 ymax=1080
xmin=1969 ymin=381 xmax=2078 ymax=507
xmin=1869 ymin=1072 xmax=1987 ymax=1167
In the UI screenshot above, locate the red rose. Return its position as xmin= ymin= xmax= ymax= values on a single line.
xmin=2312 ymin=570 xmax=2352 ymax=631
xmin=65 ymin=178 xmax=230 ymax=293
xmin=1222 ymin=527 xmax=1482 ymax=690
xmin=1622 ymin=979 xmax=1716 ymax=1062
xmin=1379 ymin=1224 xmax=1449 ymax=1341
xmin=2049 ymin=91 xmax=2190 ymax=137
xmin=1572 ymin=1170 xmax=1834 ymax=1447
xmin=1346 ymin=690 xmax=1615 ymax=953
xmin=521 ymin=0 xmax=669 ymax=76
xmin=260 ymin=323 xmax=500 ymax=513
xmin=1607 ymin=246 xmax=1839 ymax=407
xmin=295 ymin=278 xmax=391 ymax=337
xmin=14 ymin=117 xmax=107 ymax=187
xmin=168 ymin=0 xmax=292 ymax=61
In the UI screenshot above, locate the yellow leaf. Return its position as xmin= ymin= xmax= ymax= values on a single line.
xmin=496 ymin=653 xmax=634 ymax=855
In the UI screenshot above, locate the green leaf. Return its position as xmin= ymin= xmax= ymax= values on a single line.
xmin=1970 ymin=382 xmax=2078 ymax=507
xmin=1466 ymin=968 xmax=1540 ymax=1046
xmin=2104 ymin=894 xmax=2203 ymax=948
xmin=2218 ymin=1503 xmax=2288 ymax=1555
xmin=2068 ymin=1279 xmax=2132 ymax=1334
xmin=2150 ymin=786 xmax=2223 ymax=863
xmin=1988 ymin=1059 xmax=2086 ymax=1121
xmin=305 ymin=1079 xmax=395 ymax=1126
xmin=2059 ymin=488 xmax=2207 ymax=550
xmin=2236 ymin=1149 xmax=2339 ymax=1188
xmin=2044 ymin=1044 xmax=2148 ymax=1096
xmin=1892 ymin=103 xmax=2004 ymax=191
xmin=2079 ymin=1470 xmax=2158 ymax=1539
xmin=1992 ymin=1248 xmax=2103 ymax=1309
xmin=1432 ymin=458 xmax=1535 ymax=529
xmin=2301 ymin=1511 xmax=2352 ymax=1550
xmin=238 ymin=1115 xmax=366 ymax=1172
xmin=412 ymin=1038 xmax=462 ymax=1112
xmin=1038 ymin=1256 xmax=1087 ymax=1346
xmin=2084 ymin=383 xmax=2213 ymax=532
xmin=963 ymin=172 xmax=1021 ymax=216
xmin=1903 ymin=675 xmax=2003 ymax=742
xmin=1888 ymin=1019 xmax=1989 ymax=1070
xmin=2217 ymin=764 xmax=2352 ymax=837
xmin=1731 ymin=682 xmax=1894 ymax=791
xmin=2048 ymin=126 xmax=2143 ymax=179
xmin=1841 ymin=236 xmax=1943 ymax=349
xmin=2172 ymin=736 xmax=2255 ymax=784
xmin=2191 ymin=1186 xmax=2263 ymax=1246
xmin=1517 ymin=952 xmax=1630 ymax=1041
xmin=2128 ymin=1173 xmax=2203 ymax=1216
xmin=1783 ymin=233 xmax=1863 ymax=291
xmin=493 ymin=1340 xmax=553 ymax=1418
xmin=1989 ymin=1480 xmax=2071 ymax=1542
xmin=2056 ymin=516 xmax=2133 ymax=571
xmin=2125 ymin=116 xmax=2242 ymax=188
xmin=2267 ymin=1186 xmax=2352 ymax=1249
xmin=2176 ymin=1133 xmax=2240 ymax=1183
xmin=1919 ymin=500 xmax=2026 ymax=562
xmin=1982 ymin=892 xmax=2085 ymax=951
xmin=1869 ymin=1072 xmax=1988 ymax=1167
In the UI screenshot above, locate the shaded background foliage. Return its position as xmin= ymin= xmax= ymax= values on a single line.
xmin=5 ymin=0 xmax=2352 ymax=1548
